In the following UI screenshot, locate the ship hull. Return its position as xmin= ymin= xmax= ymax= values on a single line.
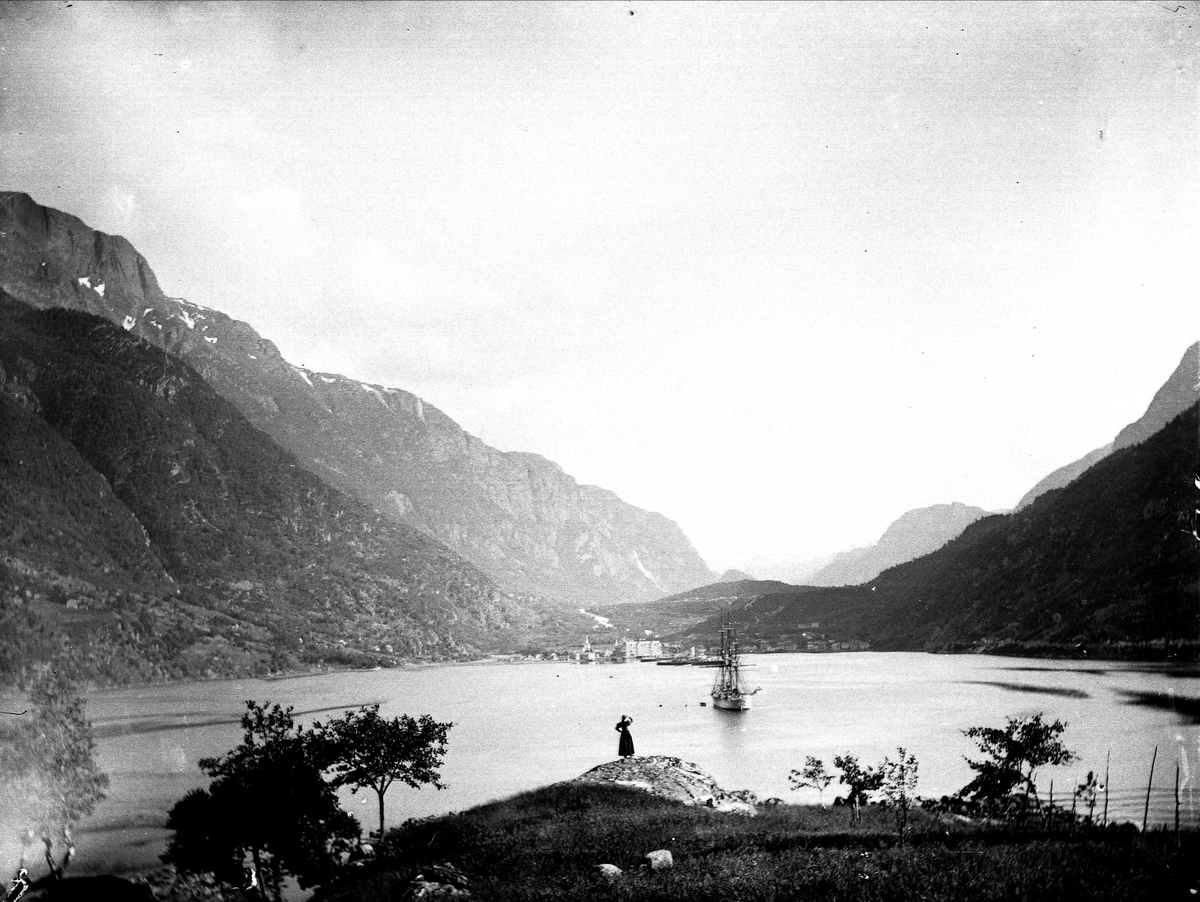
xmin=711 ymin=693 xmax=752 ymax=711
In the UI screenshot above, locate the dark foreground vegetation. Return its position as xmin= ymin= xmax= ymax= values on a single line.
xmin=314 ymin=782 xmax=1198 ymax=902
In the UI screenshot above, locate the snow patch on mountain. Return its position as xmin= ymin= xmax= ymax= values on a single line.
xmin=360 ymin=382 xmax=388 ymax=407
xmin=122 ymin=315 xmax=135 ymax=330
xmin=175 ymin=297 xmax=215 ymax=312
xmin=178 ymin=309 xmax=198 ymax=329
xmin=631 ymin=550 xmax=665 ymax=592
xmin=94 ymin=282 xmax=105 ymax=296
xmin=291 ymin=366 xmax=314 ymax=387
xmin=204 ymin=336 xmax=217 ymax=344
xmin=77 ymin=276 xmax=91 ymax=288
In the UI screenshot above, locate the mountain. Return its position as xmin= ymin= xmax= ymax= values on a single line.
xmin=591 ymin=578 xmax=804 ymax=639
xmin=0 ymin=295 xmax=590 ymax=685
xmin=728 ymin=552 xmax=836 ymax=585
xmin=1015 ymin=342 xmax=1199 ymax=510
xmin=718 ymin=569 xmax=756 ymax=582
xmin=0 ymin=192 xmax=716 ymax=606
xmin=669 ymin=403 xmax=1200 ymax=657
xmin=804 ymin=502 xmax=991 ymax=587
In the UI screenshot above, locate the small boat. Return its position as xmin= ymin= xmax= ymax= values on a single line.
xmin=710 ymin=614 xmax=759 ymax=710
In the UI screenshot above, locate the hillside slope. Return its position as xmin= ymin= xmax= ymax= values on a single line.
xmin=670 ymin=404 xmax=1200 ymax=656
xmin=1015 ymin=342 xmax=1199 ymax=510
xmin=0 ymin=296 xmax=588 ymax=684
xmin=0 ymin=191 xmax=715 ymax=606
xmin=805 ymin=502 xmax=991 ymax=587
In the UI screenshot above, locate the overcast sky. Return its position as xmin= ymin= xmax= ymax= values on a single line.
xmin=2 ymin=1 xmax=1196 ymax=575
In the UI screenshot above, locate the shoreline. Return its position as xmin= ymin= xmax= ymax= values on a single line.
xmin=63 ymin=645 xmax=1197 ymax=697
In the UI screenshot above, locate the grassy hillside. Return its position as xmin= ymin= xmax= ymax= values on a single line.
xmin=312 ymin=782 xmax=1197 ymax=902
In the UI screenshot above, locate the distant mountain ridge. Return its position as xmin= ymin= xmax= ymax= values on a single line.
xmin=1015 ymin=342 xmax=1199 ymax=510
xmin=0 ymin=192 xmax=715 ymax=606
xmin=671 ymin=403 xmax=1200 ymax=655
xmin=804 ymin=502 xmax=991 ymax=587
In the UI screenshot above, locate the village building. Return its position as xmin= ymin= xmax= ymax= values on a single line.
xmin=622 ymin=638 xmax=663 ymax=659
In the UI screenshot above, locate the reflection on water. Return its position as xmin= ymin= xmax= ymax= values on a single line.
xmin=1117 ymin=689 xmax=1200 ymax=725
xmin=89 ymin=702 xmax=378 ymax=740
xmin=52 ymin=653 xmax=1200 ymax=878
xmin=1003 ymin=664 xmax=1200 ymax=679
xmin=963 ymin=681 xmax=1091 ymax=699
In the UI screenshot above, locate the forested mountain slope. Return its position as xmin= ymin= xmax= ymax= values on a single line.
xmin=671 ymin=405 xmax=1200 ymax=657
xmin=0 ymin=296 xmax=588 ymax=685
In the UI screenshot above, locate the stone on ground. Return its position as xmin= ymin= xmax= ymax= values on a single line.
xmin=646 ymin=849 xmax=674 ymax=870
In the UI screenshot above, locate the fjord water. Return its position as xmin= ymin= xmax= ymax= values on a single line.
xmin=75 ymin=653 xmax=1199 ymax=875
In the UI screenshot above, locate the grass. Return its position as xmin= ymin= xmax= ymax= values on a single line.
xmin=311 ymin=782 xmax=1199 ymax=901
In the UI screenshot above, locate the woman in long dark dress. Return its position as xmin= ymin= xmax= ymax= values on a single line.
xmin=615 ymin=715 xmax=634 ymax=759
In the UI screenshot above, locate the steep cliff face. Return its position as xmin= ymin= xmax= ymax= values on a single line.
xmin=0 ymin=192 xmax=715 ymax=605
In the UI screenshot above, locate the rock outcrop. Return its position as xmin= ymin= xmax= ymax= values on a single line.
xmin=0 ymin=192 xmax=716 ymax=607
xmin=573 ymin=756 xmax=757 ymax=814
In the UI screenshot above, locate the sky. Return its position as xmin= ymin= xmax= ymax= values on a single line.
xmin=2 ymin=1 xmax=1197 ymax=576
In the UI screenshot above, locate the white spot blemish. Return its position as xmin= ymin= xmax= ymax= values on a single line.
xmin=248 ymin=355 xmax=257 ymax=360
xmin=122 ymin=315 xmax=136 ymax=330
xmin=204 ymin=336 xmax=217 ymax=344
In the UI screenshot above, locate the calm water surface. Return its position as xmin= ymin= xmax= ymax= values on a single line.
xmin=48 ymin=653 xmax=1200 ymax=875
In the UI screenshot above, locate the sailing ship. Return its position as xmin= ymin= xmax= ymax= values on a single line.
xmin=710 ymin=615 xmax=760 ymax=710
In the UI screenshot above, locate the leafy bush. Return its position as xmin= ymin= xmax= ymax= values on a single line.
xmin=316 ymin=705 xmax=452 ymax=838
xmin=0 ymin=666 xmax=108 ymax=878
xmin=788 ymin=756 xmax=833 ymax=804
xmin=163 ymin=701 xmax=360 ymax=901
xmin=960 ymin=712 xmax=1075 ymax=813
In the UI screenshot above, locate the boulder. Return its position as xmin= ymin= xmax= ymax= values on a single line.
xmin=646 ymin=849 xmax=674 ymax=870
xmin=394 ymin=862 xmax=471 ymax=901
xmin=573 ymin=755 xmax=757 ymax=814
xmin=402 ymin=879 xmax=471 ymax=900
xmin=596 ymin=863 xmax=623 ymax=879
xmin=712 ymin=800 xmax=756 ymax=816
